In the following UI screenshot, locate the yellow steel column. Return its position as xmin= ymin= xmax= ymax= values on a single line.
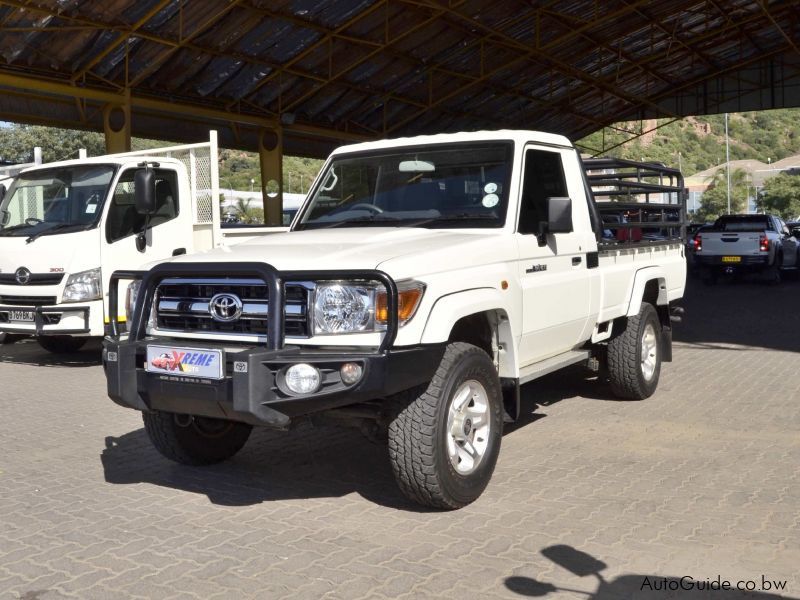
xmin=103 ymin=91 xmax=131 ymax=153
xmin=259 ymin=127 xmax=283 ymax=226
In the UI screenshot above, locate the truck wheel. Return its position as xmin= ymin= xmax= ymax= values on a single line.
xmin=607 ymin=303 xmax=662 ymax=400
xmin=387 ymin=342 xmax=503 ymax=509
xmin=142 ymin=411 xmax=252 ymax=466
xmin=764 ymin=254 xmax=782 ymax=285
xmin=37 ymin=335 xmax=87 ymax=354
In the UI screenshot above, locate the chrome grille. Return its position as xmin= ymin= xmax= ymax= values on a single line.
xmin=153 ymin=278 xmax=310 ymax=338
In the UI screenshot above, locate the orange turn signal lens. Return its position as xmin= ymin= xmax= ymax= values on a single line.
xmin=375 ymin=284 xmax=424 ymax=325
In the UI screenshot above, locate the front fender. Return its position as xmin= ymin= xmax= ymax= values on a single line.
xmin=420 ymin=287 xmax=518 ymax=378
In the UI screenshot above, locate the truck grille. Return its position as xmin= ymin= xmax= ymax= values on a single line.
xmin=0 ymin=273 xmax=64 ymax=285
xmin=0 ymin=295 xmax=58 ymax=306
xmin=153 ymin=278 xmax=310 ymax=338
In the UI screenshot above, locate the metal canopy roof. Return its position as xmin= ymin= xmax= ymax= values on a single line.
xmin=0 ymin=0 xmax=799 ymax=157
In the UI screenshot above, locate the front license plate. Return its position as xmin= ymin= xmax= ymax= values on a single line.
xmin=145 ymin=345 xmax=224 ymax=380
xmin=721 ymin=256 xmax=742 ymax=263
xmin=9 ymin=310 xmax=35 ymax=322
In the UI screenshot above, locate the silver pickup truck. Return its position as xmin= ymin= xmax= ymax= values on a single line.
xmin=694 ymin=214 xmax=799 ymax=283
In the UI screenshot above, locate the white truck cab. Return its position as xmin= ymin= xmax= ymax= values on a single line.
xmin=104 ymin=130 xmax=687 ymax=509
xmin=0 ymin=132 xmax=258 ymax=353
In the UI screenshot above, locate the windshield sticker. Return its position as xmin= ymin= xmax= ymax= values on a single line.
xmin=465 ymin=180 xmax=480 ymax=195
xmin=484 ymin=182 xmax=498 ymax=194
xmin=85 ymin=204 xmax=97 ymax=214
xmin=482 ymin=193 xmax=499 ymax=208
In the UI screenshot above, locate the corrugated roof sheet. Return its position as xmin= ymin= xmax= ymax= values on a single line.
xmin=0 ymin=0 xmax=798 ymax=156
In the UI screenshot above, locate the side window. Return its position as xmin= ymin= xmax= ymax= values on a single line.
xmin=518 ymin=149 xmax=568 ymax=235
xmin=106 ymin=169 xmax=179 ymax=243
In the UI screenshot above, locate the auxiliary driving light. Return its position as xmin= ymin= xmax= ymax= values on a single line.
xmin=284 ymin=363 xmax=321 ymax=395
xmin=340 ymin=362 xmax=363 ymax=385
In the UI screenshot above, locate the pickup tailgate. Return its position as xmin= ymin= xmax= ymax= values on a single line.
xmin=700 ymin=231 xmax=762 ymax=256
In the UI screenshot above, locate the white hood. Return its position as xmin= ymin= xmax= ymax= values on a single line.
xmin=170 ymin=227 xmax=516 ymax=278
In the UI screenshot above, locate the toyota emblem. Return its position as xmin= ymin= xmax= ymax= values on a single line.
xmin=15 ymin=267 xmax=31 ymax=285
xmin=209 ymin=293 xmax=243 ymax=322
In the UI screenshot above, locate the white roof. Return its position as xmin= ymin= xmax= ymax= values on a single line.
xmin=332 ymin=129 xmax=573 ymax=156
xmin=18 ymin=155 xmax=186 ymax=175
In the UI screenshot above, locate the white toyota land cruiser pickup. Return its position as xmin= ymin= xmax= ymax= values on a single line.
xmin=104 ymin=130 xmax=687 ymax=509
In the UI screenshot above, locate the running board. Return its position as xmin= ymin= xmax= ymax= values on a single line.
xmin=518 ymin=349 xmax=592 ymax=385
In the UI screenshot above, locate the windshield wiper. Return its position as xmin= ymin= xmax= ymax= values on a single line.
xmin=0 ymin=223 xmax=35 ymax=236
xmin=25 ymin=223 xmax=80 ymax=244
xmin=315 ymin=215 xmax=400 ymax=229
xmin=404 ymin=213 xmax=499 ymax=227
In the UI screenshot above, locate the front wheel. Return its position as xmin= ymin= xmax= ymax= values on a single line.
xmin=143 ymin=411 xmax=252 ymax=466
xmin=606 ymin=303 xmax=662 ymax=400
xmin=37 ymin=335 xmax=87 ymax=354
xmin=387 ymin=342 xmax=503 ymax=509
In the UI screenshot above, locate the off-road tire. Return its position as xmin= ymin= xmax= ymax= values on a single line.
xmin=607 ymin=303 xmax=662 ymax=400
xmin=142 ymin=411 xmax=252 ymax=466
xmin=387 ymin=342 xmax=503 ymax=510
xmin=37 ymin=335 xmax=87 ymax=354
xmin=764 ymin=254 xmax=782 ymax=285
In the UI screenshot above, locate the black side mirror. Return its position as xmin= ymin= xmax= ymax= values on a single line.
xmin=0 ymin=184 xmax=6 ymax=203
xmin=547 ymin=197 xmax=573 ymax=233
xmin=134 ymin=168 xmax=156 ymax=215
xmin=537 ymin=197 xmax=573 ymax=245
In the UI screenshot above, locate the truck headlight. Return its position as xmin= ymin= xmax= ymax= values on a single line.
xmin=125 ymin=280 xmax=142 ymax=323
xmin=312 ymin=281 xmax=425 ymax=335
xmin=62 ymin=268 xmax=102 ymax=303
xmin=313 ymin=283 xmax=373 ymax=334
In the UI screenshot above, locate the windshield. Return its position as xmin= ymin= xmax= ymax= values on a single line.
xmin=295 ymin=142 xmax=513 ymax=230
xmin=714 ymin=216 xmax=772 ymax=232
xmin=0 ymin=165 xmax=116 ymax=238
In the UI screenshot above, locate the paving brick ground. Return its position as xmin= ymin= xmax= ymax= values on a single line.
xmin=1 ymin=275 xmax=798 ymax=600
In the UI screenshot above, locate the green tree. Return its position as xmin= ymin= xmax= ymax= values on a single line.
xmin=697 ymin=167 xmax=751 ymax=221
xmin=0 ymin=124 xmax=105 ymax=163
xmin=758 ymin=173 xmax=800 ymax=219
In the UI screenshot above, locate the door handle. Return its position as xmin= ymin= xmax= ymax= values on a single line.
xmin=572 ymin=256 xmax=582 ymax=266
xmin=172 ymin=248 xmax=186 ymax=256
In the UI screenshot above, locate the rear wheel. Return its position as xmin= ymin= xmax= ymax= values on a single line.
xmin=37 ymin=335 xmax=87 ymax=354
xmin=764 ymin=254 xmax=782 ymax=285
xmin=387 ymin=342 xmax=503 ymax=509
xmin=143 ymin=411 xmax=252 ymax=465
xmin=606 ymin=303 xmax=662 ymax=400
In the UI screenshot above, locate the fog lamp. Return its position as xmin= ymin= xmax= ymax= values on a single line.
xmin=340 ymin=362 xmax=363 ymax=385
xmin=284 ymin=363 xmax=321 ymax=395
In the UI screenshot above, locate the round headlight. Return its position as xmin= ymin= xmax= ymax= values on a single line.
xmin=313 ymin=284 xmax=372 ymax=334
xmin=284 ymin=363 xmax=321 ymax=395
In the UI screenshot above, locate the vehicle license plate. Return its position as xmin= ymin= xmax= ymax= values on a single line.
xmin=145 ymin=345 xmax=224 ymax=380
xmin=9 ymin=310 xmax=35 ymax=322
xmin=721 ymin=256 xmax=741 ymax=263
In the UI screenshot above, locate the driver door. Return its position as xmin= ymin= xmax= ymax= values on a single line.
xmin=101 ymin=167 xmax=187 ymax=320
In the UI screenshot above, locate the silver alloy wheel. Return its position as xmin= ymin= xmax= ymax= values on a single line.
xmin=640 ymin=322 xmax=658 ymax=381
xmin=446 ymin=379 xmax=491 ymax=475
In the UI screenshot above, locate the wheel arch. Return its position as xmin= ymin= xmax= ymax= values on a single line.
xmin=420 ymin=288 xmax=518 ymax=379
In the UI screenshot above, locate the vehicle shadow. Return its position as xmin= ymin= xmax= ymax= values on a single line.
xmin=675 ymin=277 xmax=800 ymax=354
xmin=100 ymin=422 xmax=436 ymax=512
xmin=505 ymin=365 xmax=619 ymax=433
xmin=0 ymin=337 xmax=102 ymax=367
xmin=505 ymin=545 xmax=796 ymax=599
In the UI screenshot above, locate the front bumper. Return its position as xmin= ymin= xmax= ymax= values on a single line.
xmin=103 ymin=337 xmax=445 ymax=428
xmin=0 ymin=302 xmax=95 ymax=335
